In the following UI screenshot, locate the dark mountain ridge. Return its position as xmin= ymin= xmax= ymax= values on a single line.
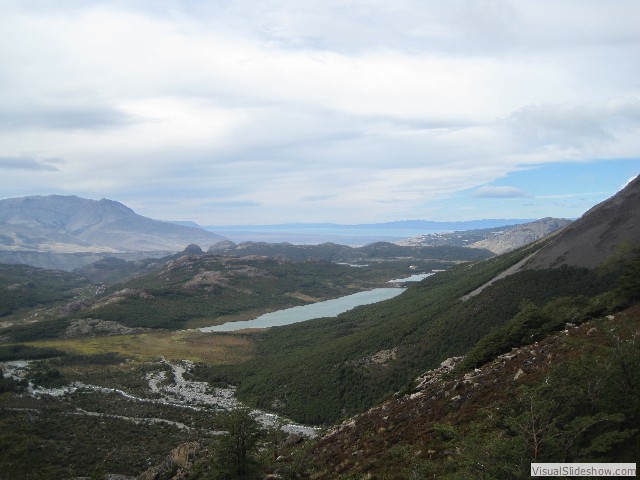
xmin=525 ymin=175 xmax=640 ymax=269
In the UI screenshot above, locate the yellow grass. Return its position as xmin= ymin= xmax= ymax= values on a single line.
xmin=30 ymin=330 xmax=256 ymax=364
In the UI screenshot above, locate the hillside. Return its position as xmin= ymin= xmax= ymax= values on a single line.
xmin=0 ymin=195 xmax=225 ymax=255
xmin=398 ymin=217 xmax=571 ymax=253
xmin=308 ymin=304 xmax=640 ymax=478
xmin=0 ymin=264 xmax=91 ymax=318
xmin=470 ymin=217 xmax=572 ymax=254
xmin=526 ymin=176 xmax=640 ymax=269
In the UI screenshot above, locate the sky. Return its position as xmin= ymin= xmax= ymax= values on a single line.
xmin=0 ymin=0 xmax=639 ymax=225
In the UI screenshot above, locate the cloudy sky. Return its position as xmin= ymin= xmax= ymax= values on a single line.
xmin=1 ymin=0 xmax=638 ymax=225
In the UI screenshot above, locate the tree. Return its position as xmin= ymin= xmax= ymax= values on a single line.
xmin=218 ymin=407 xmax=261 ymax=477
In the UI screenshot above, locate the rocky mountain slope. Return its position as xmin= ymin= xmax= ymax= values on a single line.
xmin=398 ymin=217 xmax=571 ymax=253
xmin=309 ymin=305 xmax=640 ymax=478
xmin=470 ymin=217 xmax=572 ymax=254
xmin=525 ymin=175 xmax=640 ymax=269
xmin=0 ymin=195 xmax=224 ymax=254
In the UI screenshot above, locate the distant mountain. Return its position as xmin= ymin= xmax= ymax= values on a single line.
xmin=205 ymin=219 xmax=536 ymax=245
xmin=208 ymin=240 xmax=493 ymax=263
xmin=0 ymin=195 xmax=225 ymax=255
xmin=395 ymin=217 xmax=571 ymax=253
xmin=526 ymin=176 xmax=640 ymax=269
xmin=397 ymin=226 xmax=517 ymax=248
xmin=208 ymin=219 xmax=536 ymax=232
xmin=354 ymin=218 xmax=537 ymax=230
xmin=469 ymin=217 xmax=572 ymax=254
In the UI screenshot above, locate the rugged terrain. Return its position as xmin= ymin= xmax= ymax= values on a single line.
xmin=398 ymin=217 xmax=571 ymax=253
xmin=470 ymin=217 xmax=571 ymax=254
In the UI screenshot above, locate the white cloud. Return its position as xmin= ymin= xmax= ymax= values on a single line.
xmin=472 ymin=186 xmax=531 ymax=198
xmin=0 ymin=1 xmax=639 ymax=223
xmin=0 ymin=156 xmax=61 ymax=171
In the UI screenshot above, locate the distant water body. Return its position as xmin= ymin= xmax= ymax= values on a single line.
xmin=200 ymin=288 xmax=404 ymax=332
xmin=200 ymin=272 xmax=435 ymax=332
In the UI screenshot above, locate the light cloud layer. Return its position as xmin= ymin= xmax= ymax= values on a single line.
xmin=0 ymin=0 xmax=638 ymax=223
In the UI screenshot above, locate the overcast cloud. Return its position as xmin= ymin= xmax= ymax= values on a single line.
xmin=0 ymin=0 xmax=638 ymax=223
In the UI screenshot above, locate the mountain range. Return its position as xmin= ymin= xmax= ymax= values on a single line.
xmin=0 ymin=194 xmax=562 ymax=271
xmin=0 ymin=194 xmax=224 ymax=255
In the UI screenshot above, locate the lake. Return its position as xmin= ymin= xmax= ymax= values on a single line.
xmin=388 ymin=272 xmax=434 ymax=283
xmin=200 ymin=287 xmax=405 ymax=332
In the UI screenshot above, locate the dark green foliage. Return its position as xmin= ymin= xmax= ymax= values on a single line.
xmin=216 ymin=407 xmax=262 ymax=478
xmin=210 ymin=240 xmax=493 ymax=263
xmin=27 ymin=362 xmax=65 ymax=388
xmin=0 ymin=344 xmax=65 ymax=361
xmin=354 ymin=242 xmax=493 ymax=261
xmin=0 ymin=263 xmax=90 ymax=316
xmin=0 ymin=367 xmax=27 ymax=393
xmin=49 ymin=351 xmax=124 ymax=366
xmin=458 ymin=294 xmax=608 ymax=371
xmin=614 ymin=247 xmax=640 ymax=306
xmin=1 ymin=317 xmax=72 ymax=342
xmin=74 ymin=255 xmax=166 ymax=284
xmin=0 ymin=406 xmax=198 ymax=479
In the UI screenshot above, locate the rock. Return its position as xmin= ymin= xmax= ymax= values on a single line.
xmin=513 ymin=369 xmax=525 ymax=381
xmin=439 ymin=356 xmax=461 ymax=370
xmin=283 ymin=433 xmax=304 ymax=447
xmin=587 ymin=327 xmax=598 ymax=336
xmin=64 ymin=318 xmax=146 ymax=338
xmin=182 ymin=244 xmax=204 ymax=255
xmin=606 ymin=315 xmax=615 ymax=321
xmin=138 ymin=442 xmax=201 ymax=480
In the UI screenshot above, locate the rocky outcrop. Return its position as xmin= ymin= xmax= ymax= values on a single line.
xmin=470 ymin=217 xmax=572 ymax=254
xmin=137 ymin=442 xmax=201 ymax=480
xmin=182 ymin=244 xmax=204 ymax=255
xmin=63 ymin=318 xmax=147 ymax=338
